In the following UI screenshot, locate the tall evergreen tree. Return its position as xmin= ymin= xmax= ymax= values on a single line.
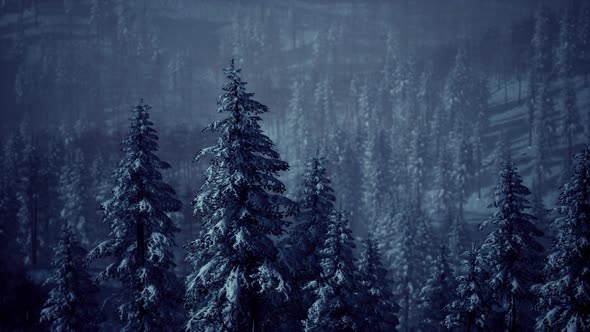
xmin=529 ymin=5 xmax=553 ymax=146
xmin=304 ymin=210 xmax=361 ymax=332
xmin=88 ymin=102 xmax=183 ymax=332
xmin=280 ymin=155 xmax=335 ymax=323
xmin=578 ymin=2 xmax=590 ymax=84
xmin=40 ymin=224 xmax=99 ymax=332
xmin=58 ymin=148 xmax=87 ymax=244
xmin=533 ymin=81 xmax=554 ymax=188
xmin=536 ymin=145 xmax=590 ymax=331
xmin=444 ymin=243 xmax=490 ymax=332
xmin=361 ymin=128 xmax=392 ymax=228
xmin=417 ymin=245 xmax=454 ymax=332
xmin=379 ymin=208 xmax=433 ymax=332
xmin=357 ymin=234 xmax=399 ymax=332
xmin=557 ymin=7 xmax=581 ymax=162
xmin=479 ymin=159 xmax=544 ymax=331
xmin=185 ymin=60 xmax=292 ymax=332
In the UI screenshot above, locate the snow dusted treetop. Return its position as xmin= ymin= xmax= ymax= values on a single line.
xmin=41 ymin=224 xmax=99 ymax=332
xmin=304 ymin=210 xmax=361 ymax=332
xmin=536 ymin=145 xmax=590 ymax=331
xmin=186 ymin=59 xmax=293 ymax=332
xmin=284 ymin=154 xmax=335 ymax=270
xmin=280 ymin=154 xmax=335 ymax=315
xmin=357 ymin=233 xmax=399 ymax=332
xmin=479 ymin=158 xmax=543 ymax=330
xmin=88 ymin=102 xmax=182 ymax=332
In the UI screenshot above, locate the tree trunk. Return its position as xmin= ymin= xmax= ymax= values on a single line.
xmin=508 ymin=295 xmax=517 ymax=332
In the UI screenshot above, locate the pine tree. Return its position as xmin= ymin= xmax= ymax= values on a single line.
xmin=578 ymin=2 xmax=590 ymax=84
xmin=536 ymin=145 xmax=590 ymax=331
xmin=417 ymin=245 xmax=454 ymax=332
xmin=280 ymin=155 xmax=335 ymax=323
xmin=357 ymin=234 xmax=399 ymax=332
xmin=444 ymin=243 xmax=489 ymax=332
xmin=479 ymin=159 xmax=544 ymax=331
xmin=557 ymin=7 xmax=581 ymax=162
xmin=185 ymin=60 xmax=292 ymax=332
xmin=88 ymin=102 xmax=183 ymax=332
xmin=379 ymin=208 xmax=433 ymax=332
xmin=304 ymin=210 xmax=361 ymax=332
xmin=58 ymin=148 xmax=87 ymax=244
xmin=286 ymin=79 xmax=308 ymax=168
xmin=533 ymin=81 xmax=554 ymax=187
xmin=529 ymin=5 xmax=553 ymax=146
xmin=361 ymin=128 xmax=392 ymax=228
xmin=40 ymin=224 xmax=99 ymax=332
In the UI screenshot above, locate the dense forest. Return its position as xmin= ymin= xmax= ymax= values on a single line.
xmin=1 ymin=0 xmax=590 ymax=331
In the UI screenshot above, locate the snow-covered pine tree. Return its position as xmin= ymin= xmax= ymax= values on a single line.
xmin=579 ymin=2 xmax=590 ymax=84
xmin=361 ymin=128 xmax=392 ymax=229
xmin=557 ymin=7 xmax=581 ymax=163
xmin=536 ymin=145 xmax=590 ymax=331
xmin=88 ymin=102 xmax=183 ymax=332
xmin=280 ymin=155 xmax=335 ymax=323
xmin=58 ymin=148 xmax=87 ymax=245
xmin=40 ymin=224 xmax=99 ymax=332
xmin=533 ymin=80 xmax=554 ymax=188
xmin=529 ymin=5 xmax=553 ymax=146
xmin=417 ymin=245 xmax=454 ymax=332
xmin=286 ymin=79 xmax=307 ymax=168
xmin=185 ymin=60 xmax=292 ymax=332
xmin=357 ymin=234 xmax=399 ymax=332
xmin=444 ymin=243 xmax=489 ymax=332
xmin=379 ymin=207 xmax=433 ymax=332
xmin=479 ymin=158 xmax=544 ymax=331
xmin=304 ymin=210 xmax=361 ymax=332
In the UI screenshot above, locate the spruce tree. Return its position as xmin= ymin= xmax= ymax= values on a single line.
xmin=185 ymin=60 xmax=292 ymax=332
xmin=357 ymin=234 xmax=399 ymax=332
xmin=304 ymin=210 xmax=361 ymax=332
xmin=536 ymin=145 xmax=590 ymax=331
xmin=40 ymin=224 xmax=99 ymax=332
xmin=529 ymin=5 xmax=553 ymax=146
xmin=479 ymin=159 xmax=544 ymax=331
xmin=557 ymin=8 xmax=581 ymax=162
xmin=280 ymin=155 xmax=335 ymax=323
xmin=88 ymin=102 xmax=183 ymax=332
xmin=58 ymin=148 xmax=87 ymax=244
xmin=361 ymin=128 xmax=392 ymax=227
xmin=417 ymin=245 xmax=454 ymax=332
xmin=444 ymin=243 xmax=489 ymax=331
xmin=379 ymin=207 xmax=433 ymax=332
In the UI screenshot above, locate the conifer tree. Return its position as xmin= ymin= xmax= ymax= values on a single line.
xmin=379 ymin=207 xmax=433 ymax=332
xmin=417 ymin=245 xmax=454 ymax=332
xmin=185 ymin=60 xmax=292 ymax=332
xmin=529 ymin=5 xmax=553 ymax=146
xmin=304 ymin=210 xmax=361 ymax=332
xmin=361 ymin=129 xmax=392 ymax=227
xmin=280 ymin=155 xmax=335 ymax=322
xmin=40 ymin=224 xmax=99 ymax=332
xmin=444 ymin=243 xmax=489 ymax=332
xmin=579 ymin=2 xmax=590 ymax=84
xmin=357 ymin=234 xmax=399 ymax=332
xmin=533 ymin=82 xmax=554 ymax=187
xmin=557 ymin=8 xmax=581 ymax=162
xmin=88 ymin=102 xmax=183 ymax=332
xmin=479 ymin=159 xmax=544 ymax=331
xmin=536 ymin=145 xmax=590 ymax=331
xmin=58 ymin=148 xmax=87 ymax=244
